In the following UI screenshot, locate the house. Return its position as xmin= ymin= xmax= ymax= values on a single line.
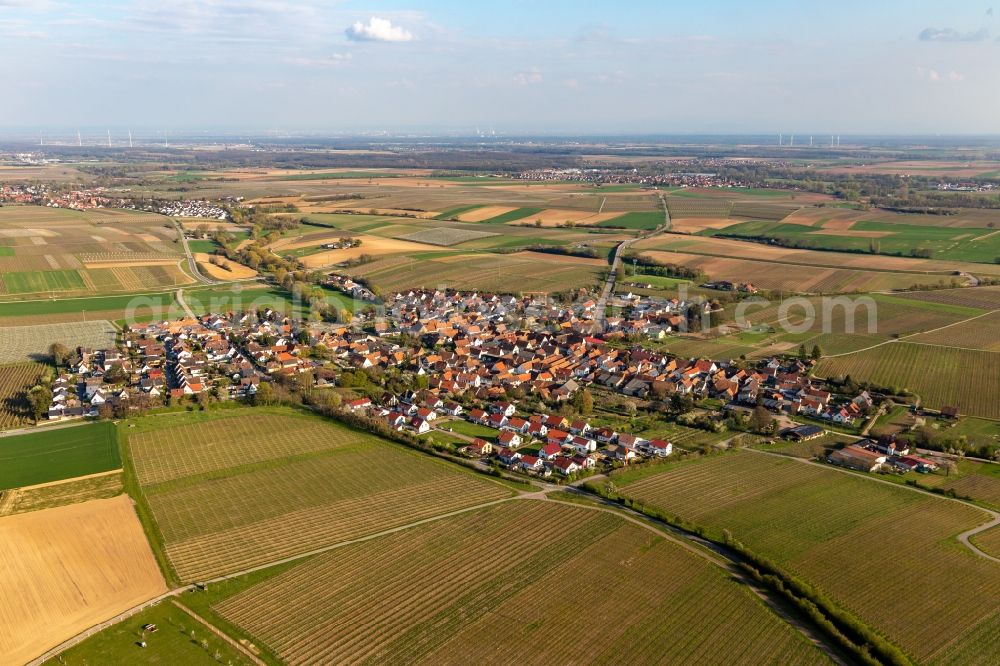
xmin=409 ymin=417 xmax=431 ymax=434
xmin=641 ymin=439 xmax=672 ymax=458
xmin=892 ymin=455 xmax=938 ymax=473
xmin=519 ymin=455 xmax=544 ymax=472
xmin=592 ymin=427 xmax=617 ymax=444
xmin=546 ymin=429 xmax=570 ymax=447
xmin=346 ymin=397 xmax=372 ymax=411
xmin=552 ymin=456 xmax=580 ymax=476
xmin=498 ymin=430 xmax=523 ymax=448
xmin=604 ymin=444 xmax=638 ymax=463
xmin=468 ymin=408 xmax=488 ymax=424
xmin=441 ymin=401 xmax=463 ymax=416
xmin=465 ymin=438 xmax=493 ymax=457
xmin=569 ymin=435 xmax=597 ymax=455
xmin=496 ymin=447 xmax=522 ymax=465
xmin=829 ymin=445 xmax=885 ymax=472
xmin=539 ymin=443 xmax=562 ymax=460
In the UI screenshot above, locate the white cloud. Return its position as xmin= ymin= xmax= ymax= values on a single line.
xmin=948 ymin=70 xmax=965 ymax=81
xmin=345 ymin=17 xmax=413 ymax=42
xmin=513 ymin=66 xmax=542 ymax=85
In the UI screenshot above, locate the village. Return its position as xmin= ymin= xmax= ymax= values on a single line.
xmin=38 ymin=283 xmax=905 ymax=482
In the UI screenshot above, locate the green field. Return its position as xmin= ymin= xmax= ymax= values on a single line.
xmin=444 ymin=419 xmax=500 ymax=439
xmin=615 ymin=449 xmax=1000 ymax=664
xmin=598 ymin=211 xmax=664 ymax=229
xmin=2 ymin=269 xmax=87 ymax=294
xmin=56 ymin=600 xmax=255 ymax=666
xmin=0 ymin=422 xmax=120 ymax=490
xmin=186 ymin=239 xmax=220 ymax=253
xmin=125 ymin=407 xmax=511 ymax=582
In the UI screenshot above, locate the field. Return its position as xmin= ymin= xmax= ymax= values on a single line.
xmin=973 ymin=523 xmax=1000 ymax=559
xmin=193 ymin=253 xmax=258 ymax=280
xmin=213 ymin=500 xmax=827 ymax=666
xmin=0 ymin=361 xmax=48 ymax=430
xmin=899 ymin=285 xmax=1000 ymax=310
xmin=0 ymin=206 xmax=194 ymax=299
xmin=55 ymin=599 xmax=256 ymax=666
xmin=908 ymin=309 xmax=1000 ymax=350
xmin=703 ymin=217 xmax=1000 ymax=264
xmin=616 ymin=450 xmax=1000 ymax=664
xmin=815 ymin=342 xmax=1000 ymax=418
xmin=597 ymin=210 xmax=664 ymax=229
xmin=638 ymin=249 xmax=935 ymax=293
xmin=633 ymin=233 xmax=1000 ymax=280
xmin=0 ymin=320 xmax=118 ymax=364
xmin=395 ymin=227 xmax=499 ymax=246
xmin=346 ymin=250 xmax=607 ymax=293
xmin=0 ymin=495 xmax=167 ymax=665
xmin=0 ymin=421 xmax=120 ymax=490
xmin=127 ymin=408 xmax=512 ymax=582
xmin=0 ymin=471 xmax=123 ymax=517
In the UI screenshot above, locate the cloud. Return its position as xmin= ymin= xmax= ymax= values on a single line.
xmin=345 ymin=17 xmax=413 ymax=42
xmin=286 ymin=53 xmax=352 ymax=68
xmin=918 ymin=27 xmax=990 ymax=42
xmin=948 ymin=70 xmax=965 ymax=81
xmin=513 ymin=66 xmax=542 ymax=85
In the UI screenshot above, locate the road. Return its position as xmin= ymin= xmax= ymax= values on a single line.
xmin=175 ymin=288 xmax=197 ymax=319
xmin=594 ymin=190 xmax=672 ymax=326
xmin=172 ymin=220 xmax=216 ymax=285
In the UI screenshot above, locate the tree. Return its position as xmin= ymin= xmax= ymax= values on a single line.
xmin=798 ymin=343 xmax=808 ymax=360
xmin=252 ymin=381 xmax=277 ymax=406
xmin=48 ymin=342 xmax=70 ymax=367
xmin=810 ymin=344 xmax=822 ymax=361
xmin=749 ymin=405 xmax=774 ymax=434
xmin=27 ymin=385 xmax=51 ymax=423
xmin=573 ymin=388 xmax=594 ymax=415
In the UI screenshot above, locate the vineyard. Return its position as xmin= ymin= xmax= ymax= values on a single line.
xmin=130 ymin=408 xmax=512 ymax=581
xmin=214 ymin=500 xmax=827 ymax=666
xmin=900 ymin=285 xmax=1000 ymax=310
xmin=665 ymin=196 xmax=734 ymax=218
xmin=348 ymin=251 xmax=605 ymax=294
xmin=908 ymin=310 xmax=1000 ymax=351
xmin=0 ymin=362 xmax=46 ymax=430
xmin=617 ymin=450 xmax=1000 ymax=664
xmin=396 ymin=227 xmax=499 ymax=246
xmin=0 ymin=320 xmax=117 ymax=365
xmin=815 ymin=342 xmax=1000 ymax=418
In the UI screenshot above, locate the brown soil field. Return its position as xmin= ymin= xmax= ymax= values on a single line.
xmin=516 ymin=208 xmax=623 ymax=227
xmin=84 ymin=259 xmax=181 ymax=269
xmin=639 ymin=250 xmax=934 ymax=293
xmin=331 ymin=206 xmax=440 ymax=218
xmin=0 ymin=495 xmax=167 ymax=665
xmin=194 ymin=253 xmax=258 ymax=280
xmin=298 ymin=236 xmax=440 ymax=268
xmin=670 ymin=217 xmax=741 ymax=233
xmin=456 ymin=205 xmax=518 ymax=222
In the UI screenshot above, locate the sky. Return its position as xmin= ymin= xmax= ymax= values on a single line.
xmin=1 ymin=0 xmax=998 ymax=135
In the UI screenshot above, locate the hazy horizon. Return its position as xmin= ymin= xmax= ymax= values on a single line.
xmin=2 ymin=1 xmax=999 ymax=134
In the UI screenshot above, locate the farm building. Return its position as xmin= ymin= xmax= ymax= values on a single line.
xmin=829 ymin=445 xmax=886 ymax=472
xmin=781 ymin=424 xmax=825 ymax=441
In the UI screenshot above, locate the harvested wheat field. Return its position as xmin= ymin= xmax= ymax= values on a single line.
xmin=194 ymin=253 xmax=258 ymax=280
xmin=0 ymin=495 xmax=166 ymax=665
xmin=455 ymin=205 xmax=517 ymax=222
xmin=297 ymin=236 xmax=438 ymax=268
xmin=670 ymin=217 xmax=740 ymax=233
xmin=518 ymin=208 xmax=623 ymax=227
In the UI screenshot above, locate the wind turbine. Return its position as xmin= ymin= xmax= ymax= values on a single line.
xmin=107 ymin=129 xmax=112 ymax=148
xmin=128 ymin=129 xmax=133 ymax=148
xmin=77 ymin=130 xmax=82 ymax=147
xmin=779 ymin=133 xmax=782 ymax=146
